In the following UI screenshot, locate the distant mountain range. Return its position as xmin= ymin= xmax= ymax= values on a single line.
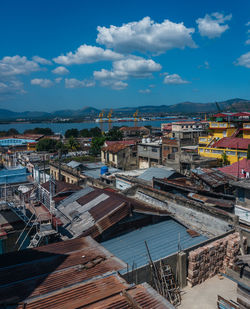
xmin=0 ymin=98 xmax=249 ymax=121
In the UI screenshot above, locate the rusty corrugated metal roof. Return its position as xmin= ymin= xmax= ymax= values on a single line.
xmin=0 ymin=236 xmax=126 ymax=306
xmin=41 ymin=180 xmax=81 ymax=194
xmin=191 ymin=168 xmax=236 ymax=187
xmin=17 ymin=274 xmax=129 ymax=309
xmin=84 ymin=283 xmax=175 ymax=309
xmin=56 ymin=187 xmax=132 ymax=238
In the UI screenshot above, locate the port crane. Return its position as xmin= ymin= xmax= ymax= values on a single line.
xmin=133 ymin=110 xmax=139 ymax=126
xmin=108 ymin=109 xmax=113 ymax=130
xmin=98 ymin=110 xmax=105 ymax=132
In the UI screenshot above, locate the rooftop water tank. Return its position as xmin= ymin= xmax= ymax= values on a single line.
xmin=100 ymin=166 xmax=109 ymax=175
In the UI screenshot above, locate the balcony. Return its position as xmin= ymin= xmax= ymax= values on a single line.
xmin=198 ymin=136 xmax=213 ymax=144
xmin=243 ymin=123 xmax=250 ymax=129
xmin=209 ymin=122 xmax=235 ymax=129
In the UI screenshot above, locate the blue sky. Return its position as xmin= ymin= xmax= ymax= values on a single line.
xmin=0 ymin=0 xmax=249 ymax=112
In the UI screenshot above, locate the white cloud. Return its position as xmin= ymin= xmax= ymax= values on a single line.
xmin=94 ymin=57 xmax=161 ymax=90
xmin=52 ymin=66 xmax=69 ymax=75
xmin=113 ymin=58 xmax=161 ymax=77
xmin=96 ymin=16 xmax=196 ymax=54
xmin=31 ymin=78 xmax=54 ymax=88
xmin=0 ymin=55 xmax=40 ymax=77
xmin=94 ymin=57 xmax=162 ymax=83
xmin=0 ymin=80 xmax=25 ymax=97
xmin=139 ymin=89 xmax=151 ymax=93
xmin=235 ymin=52 xmax=250 ymax=68
xmin=198 ymin=60 xmax=210 ymax=69
xmin=196 ymin=12 xmax=232 ymax=38
xmin=65 ymin=78 xmax=95 ymax=88
xmin=101 ymin=80 xmax=128 ymax=90
xmin=245 ymin=39 xmax=250 ymax=45
xmin=163 ymin=73 xmax=189 ymax=84
xmin=53 ymin=44 xmax=123 ymax=65
xmin=55 ymin=77 xmax=63 ymax=83
xmin=246 ymin=21 xmax=250 ymax=26
xmin=32 ymin=56 xmax=52 ymax=65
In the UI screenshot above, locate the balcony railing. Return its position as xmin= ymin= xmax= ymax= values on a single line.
xmin=243 ymin=123 xmax=250 ymax=129
xmin=209 ymin=122 xmax=235 ymax=129
xmin=198 ymin=136 xmax=213 ymax=144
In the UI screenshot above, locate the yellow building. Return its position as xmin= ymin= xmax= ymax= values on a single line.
xmin=243 ymin=123 xmax=250 ymax=138
xmin=199 ymin=137 xmax=249 ymax=164
xmin=208 ymin=121 xmax=236 ymax=139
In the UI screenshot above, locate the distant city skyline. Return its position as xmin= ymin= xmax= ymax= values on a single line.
xmin=0 ymin=0 xmax=249 ymax=112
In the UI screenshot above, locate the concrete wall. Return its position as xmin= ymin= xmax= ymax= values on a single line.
xmin=138 ymin=144 xmax=161 ymax=160
xmin=131 ymin=186 xmax=236 ymax=237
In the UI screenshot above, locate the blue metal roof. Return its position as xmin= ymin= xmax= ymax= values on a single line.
xmin=67 ymin=161 xmax=83 ymax=169
xmin=138 ymin=167 xmax=175 ymax=181
xmin=101 ymin=219 xmax=207 ymax=272
xmin=0 ymin=166 xmax=30 ymax=184
xmin=0 ymin=138 xmax=35 ymax=146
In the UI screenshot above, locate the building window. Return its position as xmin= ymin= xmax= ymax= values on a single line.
xmin=238 ymin=188 xmax=245 ymax=202
xmin=172 ymin=147 xmax=178 ymax=153
xmin=164 ymin=146 xmax=169 ymax=150
xmin=152 ymin=147 xmax=158 ymax=152
xmin=212 ymin=149 xmax=223 ymax=154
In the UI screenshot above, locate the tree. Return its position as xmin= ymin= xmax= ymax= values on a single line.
xmin=65 ymin=128 xmax=79 ymax=138
xmin=7 ymin=128 xmax=19 ymax=136
xmin=79 ymin=127 xmax=102 ymax=138
xmin=66 ymin=136 xmax=80 ymax=151
xmin=79 ymin=128 xmax=90 ymax=138
xmin=221 ymin=152 xmax=230 ymax=166
xmin=24 ymin=127 xmax=54 ymax=135
xmin=56 ymin=141 xmax=68 ymax=155
xmin=36 ymin=138 xmax=57 ymax=152
xmin=90 ymin=136 xmax=105 ymax=156
xmin=105 ymin=127 xmax=123 ymax=141
xmin=247 ymin=144 xmax=250 ymax=160
xmin=89 ymin=127 xmax=102 ymax=137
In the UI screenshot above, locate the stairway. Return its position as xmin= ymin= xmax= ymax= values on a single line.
xmin=231 ymin=128 xmax=241 ymax=138
xmin=7 ymin=202 xmax=33 ymax=226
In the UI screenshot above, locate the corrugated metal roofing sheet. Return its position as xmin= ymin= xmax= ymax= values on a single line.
xmin=138 ymin=167 xmax=175 ymax=182
xmin=67 ymin=160 xmax=83 ymax=169
xmin=218 ymin=158 xmax=250 ymax=178
xmin=56 ymin=188 xmax=131 ymax=237
xmin=0 ymin=236 xmax=126 ymax=305
xmin=58 ymin=187 xmax=94 ymax=208
xmin=85 ymin=283 xmax=175 ymax=309
xmin=41 ymin=180 xmax=81 ymax=194
xmin=17 ymin=274 xmax=130 ymax=309
xmin=212 ymin=137 xmax=250 ymax=150
xmin=102 ymin=219 xmax=207 ymax=272
xmin=191 ymin=168 xmax=236 ymax=187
